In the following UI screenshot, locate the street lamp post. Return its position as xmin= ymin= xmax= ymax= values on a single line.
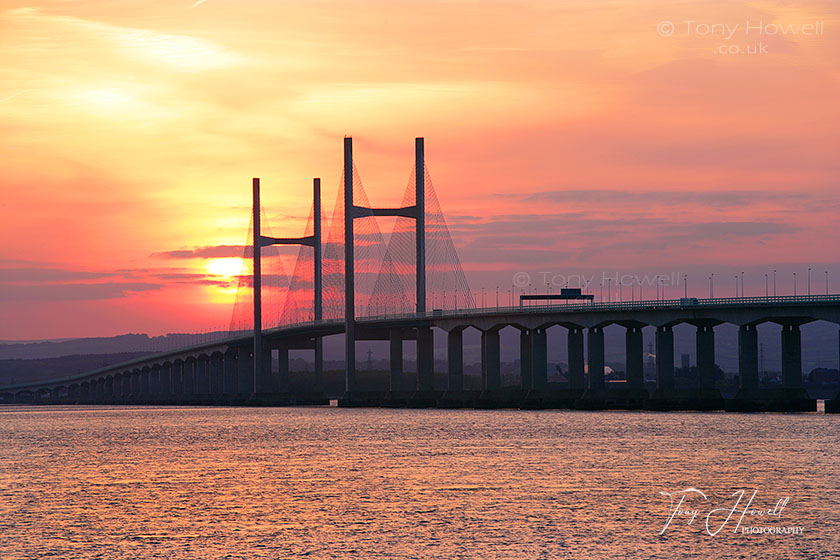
xmin=808 ymin=268 xmax=811 ymax=296
xmin=773 ymin=269 xmax=777 ymax=297
xmin=765 ymin=273 xmax=768 ymax=297
xmin=710 ymin=273 xmax=714 ymax=299
xmin=684 ymin=274 xmax=687 ymax=298
xmin=793 ymin=272 xmax=797 ymax=296
xmin=741 ymin=271 xmax=744 ymax=297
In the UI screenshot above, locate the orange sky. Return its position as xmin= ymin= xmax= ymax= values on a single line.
xmin=1 ymin=0 xmax=839 ymax=339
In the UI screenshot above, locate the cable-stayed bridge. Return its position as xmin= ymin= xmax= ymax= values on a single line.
xmin=3 ymin=138 xmax=840 ymax=412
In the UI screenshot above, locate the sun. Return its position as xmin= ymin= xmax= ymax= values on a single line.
xmin=205 ymin=257 xmax=244 ymax=279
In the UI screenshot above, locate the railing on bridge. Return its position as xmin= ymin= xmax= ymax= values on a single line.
xmin=357 ymin=293 xmax=840 ymax=322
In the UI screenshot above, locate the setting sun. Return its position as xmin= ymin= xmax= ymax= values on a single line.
xmin=205 ymin=257 xmax=244 ymax=280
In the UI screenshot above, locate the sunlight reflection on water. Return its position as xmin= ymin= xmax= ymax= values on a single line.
xmin=0 ymin=406 xmax=837 ymax=559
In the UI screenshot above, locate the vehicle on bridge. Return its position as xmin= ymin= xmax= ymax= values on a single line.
xmin=520 ymin=288 xmax=595 ymax=306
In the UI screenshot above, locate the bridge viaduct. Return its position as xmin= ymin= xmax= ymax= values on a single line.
xmin=2 ymin=296 xmax=839 ymax=412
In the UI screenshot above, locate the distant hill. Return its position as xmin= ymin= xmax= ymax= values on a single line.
xmin=0 ymin=332 xmax=228 ymax=360
xmin=0 ymin=353 xmax=153 ymax=386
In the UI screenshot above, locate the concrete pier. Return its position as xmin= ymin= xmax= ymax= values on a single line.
xmin=519 ymin=330 xmax=533 ymax=390
xmin=209 ymin=354 xmax=224 ymax=399
xmin=172 ymin=362 xmax=184 ymax=399
xmin=532 ymin=328 xmax=548 ymax=390
xmin=655 ymin=325 xmax=674 ymax=392
xmin=417 ymin=326 xmax=434 ymax=393
xmin=195 ymin=357 xmax=209 ymax=398
xmin=647 ymin=325 xmax=679 ymax=409
xmin=254 ymin=346 xmax=272 ymax=398
xmin=481 ymin=329 xmax=501 ymax=392
xmin=140 ymin=368 xmax=150 ymax=401
xmin=237 ymin=347 xmax=252 ymax=397
xmin=625 ymin=325 xmax=644 ymax=389
xmin=778 ymin=323 xmax=814 ymax=411
xmin=124 ymin=372 xmax=133 ymax=400
xmin=586 ymin=326 xmax=605 ymax=393
xmin=577 ymin=326 xmax=606 ymax=407
xmin=149 ymin=365 xmax=160 ymax=400
xmin=691 ymin=324 xmax=724 ymax=409
xmin=103 ymin=377 xmax=113 ymax=403
xmin=781 ymin=324 xmax=802 ymax=389
xmin=223 ymin=352 xmax=237 ymax=397
xmin=725 ymin=323 xmax=761 ymax=409
xmin=475 ymin=327 xmax=506 ymax=407
xmin=184 ymin=360 xmax=196 ymax=400
xmin=738 ymin=324 xmax=759 ymax=391
xmin=130 ymin=369 xmax=141 ymax=400
xmin=446 ymin=328 xmax=464 ymax=393
xmin=696 ymin=325 xmax=716 ymax=390
xmin=567 ymin=327 xmax=585 ymax=391
xmin=160 ymin=364 xmax=172 ymax=402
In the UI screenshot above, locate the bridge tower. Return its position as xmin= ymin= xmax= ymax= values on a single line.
xmin=343 ymin=137 xmax=427 ymax=396
xmin=252 ymin=177 xmax=322 ymax=398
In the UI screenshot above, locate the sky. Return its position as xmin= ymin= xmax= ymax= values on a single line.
xmin=0 ymin=0 xmax=838 ymax=339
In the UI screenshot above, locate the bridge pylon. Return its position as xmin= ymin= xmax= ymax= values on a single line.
xmin=251 ymin=177 xmax=322 ymax=399
xmin=342 ymin=137 xmax=428 ymax=401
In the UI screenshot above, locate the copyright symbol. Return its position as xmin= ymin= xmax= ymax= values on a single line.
xmin=657 ymin=21 xmax=675 ymax=36
xmin=512 ymin=272 xmax=530 ymax=287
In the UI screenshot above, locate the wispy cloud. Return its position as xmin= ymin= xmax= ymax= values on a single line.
xmin=152 ymin=245 xmax=246 ymax=259
xmin=0 ymin=90 xmax=27 ymax=104
xmin=0 ymin=267 xmax=119 ymax=283
xmin=3 ymin=8 xmax=248 ymax=72
xmin=519 ymin=189 xmax=838 ymax=211
xmin=0 ymin=282 xmax=163 ymax=301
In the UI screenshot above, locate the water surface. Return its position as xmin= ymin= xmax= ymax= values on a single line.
xmin=1 ymin=406 xmax=837 ymax=559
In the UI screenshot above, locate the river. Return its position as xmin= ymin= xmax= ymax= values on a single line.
xmin=1 ymin=406 xmax=837 ymax=559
